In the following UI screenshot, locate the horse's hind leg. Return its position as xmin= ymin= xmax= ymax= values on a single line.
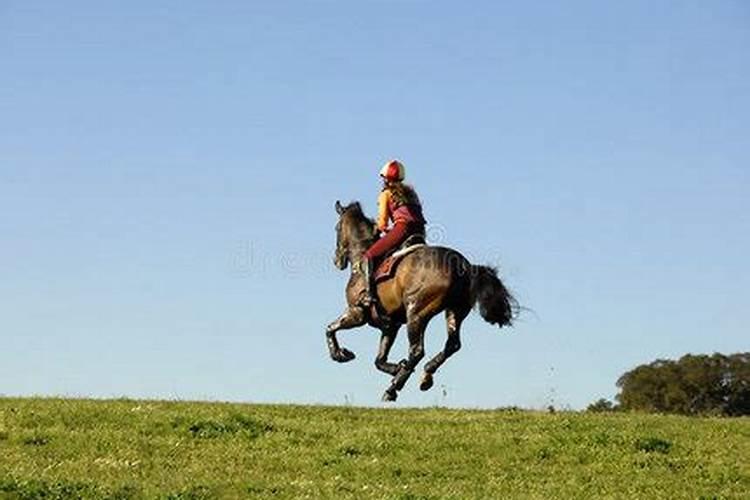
xmin=420 ymin=309 xmax=464 ymax=392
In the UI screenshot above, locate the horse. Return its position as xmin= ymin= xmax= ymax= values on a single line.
xmin=326 ymin=200 xmax=517 ymax=402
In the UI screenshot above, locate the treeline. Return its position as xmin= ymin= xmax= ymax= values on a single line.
xmin=589 ymin=352 xmax=750 ymax=416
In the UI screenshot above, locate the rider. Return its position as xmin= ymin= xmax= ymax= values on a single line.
xmin=362 ymin=159 xmax=426 ymax=307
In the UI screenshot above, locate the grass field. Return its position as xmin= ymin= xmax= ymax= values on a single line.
xmin=0 ymin=398 xmax=748 ymax=499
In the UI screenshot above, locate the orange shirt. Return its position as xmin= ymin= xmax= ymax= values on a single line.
xmin=376 ymin=190 xmax=392 ymax=232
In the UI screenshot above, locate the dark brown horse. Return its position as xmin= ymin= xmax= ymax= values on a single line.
xmin=327 ymin=201 xmax=516 ymax=401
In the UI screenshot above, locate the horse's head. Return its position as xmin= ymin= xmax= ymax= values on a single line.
xmin=334 ymin=200 xmax=377 ymax=270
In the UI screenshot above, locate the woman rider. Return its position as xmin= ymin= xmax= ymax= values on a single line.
xmin=362 ymin=159 xmax=426 ymax=307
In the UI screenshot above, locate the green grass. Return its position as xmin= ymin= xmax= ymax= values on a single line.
xmin=0 ymin=398 xmax=748 ymax=499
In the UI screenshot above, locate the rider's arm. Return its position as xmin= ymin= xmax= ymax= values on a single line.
xmin=376 ymin=190 xmax=391 ymax=232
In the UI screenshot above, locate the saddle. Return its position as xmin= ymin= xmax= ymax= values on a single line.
xmin=373 ymin=233 xmax=426 ymax=283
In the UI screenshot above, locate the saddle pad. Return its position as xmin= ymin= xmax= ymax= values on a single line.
xmin=374 ymin=244 xmax=426 ymax=283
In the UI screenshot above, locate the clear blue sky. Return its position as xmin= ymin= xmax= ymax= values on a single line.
xmin=1 ymin=1 xmax=748 ymax=409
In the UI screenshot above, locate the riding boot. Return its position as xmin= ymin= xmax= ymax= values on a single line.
xmin=361 ymin=259 xmax=376 ymax=307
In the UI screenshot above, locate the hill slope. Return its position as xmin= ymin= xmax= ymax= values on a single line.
xmin=0 ymin=398 xmax=748 ymax=499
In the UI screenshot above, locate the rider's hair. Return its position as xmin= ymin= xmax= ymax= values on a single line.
xmin=386 ymin=181 xmax=421 ymax=207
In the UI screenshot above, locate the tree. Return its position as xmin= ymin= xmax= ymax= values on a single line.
xmin=587 ymin=398 xmax=616 ymax=413
xmin=615 ymin=352 xmax=750 ymax=416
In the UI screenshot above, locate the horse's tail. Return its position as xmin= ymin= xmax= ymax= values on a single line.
xmin=470 ymin=265 xmax=517 ymax=328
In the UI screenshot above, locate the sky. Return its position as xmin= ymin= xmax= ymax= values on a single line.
xmin=1 ymin=1 xmax=748 ymax=409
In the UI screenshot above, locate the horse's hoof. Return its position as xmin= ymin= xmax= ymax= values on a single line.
xmin=382 ymin=390 xmax=397 ymax=402
xmin=333 ymin=349 xmax=356 ymax=363
xmin=420 ymin=373 xmax=434 ymax=392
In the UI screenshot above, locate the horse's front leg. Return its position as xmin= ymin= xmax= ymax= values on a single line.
xmin=383 ymin=316 xmax=427 ymax=402
xmin=374 ymin=326 xmax=401 ymax=376
xmin=326 ymin=306 xmax=366 ymax=363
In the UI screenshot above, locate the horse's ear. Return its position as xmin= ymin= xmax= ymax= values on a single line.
xmin=335 ymin=200 xmax=344 ymax=215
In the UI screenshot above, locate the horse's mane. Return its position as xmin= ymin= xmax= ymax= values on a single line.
xmin=342 ymin=201 xmax=377 ymax=244
xmin=343 ymin=201 xmax=374 ymax=225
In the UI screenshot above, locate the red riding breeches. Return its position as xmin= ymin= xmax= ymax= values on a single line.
xmin=364 ymin=222 xmax=423 ymax=261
